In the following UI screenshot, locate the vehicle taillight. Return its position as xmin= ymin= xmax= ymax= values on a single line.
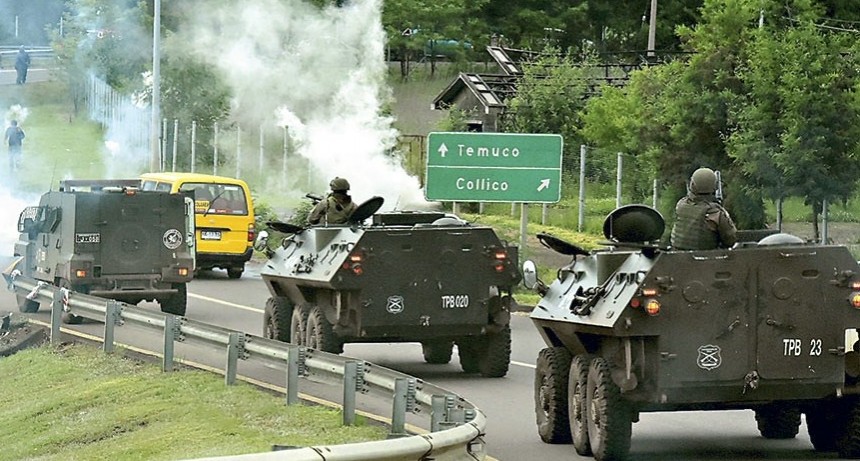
xmin=492 ymin=248 xmax=508 ymax=273
xmin=851 ymin=292 xmax=860 ymax=309
xmin=343 ymin=249 xmax=365 ymax=276
xmin=75 ymin=269 xmax=87 ymax=278
xmin=247 ymin=223 xmax=256 ymax=242
xmin=178 ymin=267 xmax=189 ymax=277
xmin=630 ymin=287 xmax=660 ymax=315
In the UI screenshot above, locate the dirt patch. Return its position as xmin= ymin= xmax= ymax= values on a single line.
xmin=0 ymin=313 xmax=48 ymax=357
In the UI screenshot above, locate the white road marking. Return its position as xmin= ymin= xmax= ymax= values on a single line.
xmin=512 ymin=360 xmax=536 ymax=369
xmin=188 ymin=292 xmax=263 ymax=313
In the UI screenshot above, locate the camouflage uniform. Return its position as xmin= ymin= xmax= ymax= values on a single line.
xmin=670 ymin=167 xmax=737 ymax=250
xmin=308 ymin=193 xmax=356 ymax=225
xmin=670 ymin=194 xmax=737 ymax=250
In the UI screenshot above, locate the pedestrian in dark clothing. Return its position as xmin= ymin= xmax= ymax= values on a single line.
xmin=15 ymin=46 xmax=30 ymax=85
xmin=5 ymin=120 xmax=25 ymax=172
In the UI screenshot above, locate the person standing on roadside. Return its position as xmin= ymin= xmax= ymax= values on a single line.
xmin=15 ymin=46 xmax=30 ymax=85
xmin=5 ymin=120 xmax=25 ymax=172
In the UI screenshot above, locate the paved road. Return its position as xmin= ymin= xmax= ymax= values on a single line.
xmin=0 ymin=258 xmax=839 ymax=460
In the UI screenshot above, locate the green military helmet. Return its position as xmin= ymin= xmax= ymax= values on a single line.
xmin=689 ymin=167 xmax=717 ymax=194
xmin=330 ymin=177 xmax=350 ymax=192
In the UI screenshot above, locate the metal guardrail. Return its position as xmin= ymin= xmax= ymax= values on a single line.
xmin=4 ymin=271 xmax=488 ymax=461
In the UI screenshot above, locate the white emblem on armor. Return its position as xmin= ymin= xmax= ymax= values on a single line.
xmin=387 ymin=295 xmax=404 ymax=314
xmin=163 ymin=228 xmax=183 ymax=250
xmin=697 ymin=344 xmax=722 ymax=370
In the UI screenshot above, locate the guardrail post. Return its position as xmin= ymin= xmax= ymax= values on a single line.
xmin=226 ymin=332 xmax=240 ymax=385
xmin=163 ymin=315 xmax=176 ymax=372
xmin=285 ymin=344 xmax=301 ymax=405
xmin=103 ymin=300 xmax=122 ymax=353
xmin=389 ymin=378 xmax=408 ymax=438
xmin=50 ymin=288 xmax=62 ymax=345
xmin=343 ymin=361 xmax=361 ymax=426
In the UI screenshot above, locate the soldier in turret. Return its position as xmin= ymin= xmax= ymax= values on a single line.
xmin=670 ymin=167 xmax=737 ymax=250
xmin=307 ymin=177 xmax=357 ymax=225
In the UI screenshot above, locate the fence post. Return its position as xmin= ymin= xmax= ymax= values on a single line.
xmin=616 ymin=152 xmax=623 ymax=208
xmin=163 ymin=315 xmax=176 ymax=372
xmin=578 ymin=145 xmax=586 ymax=232
xmin=171 ymin=119 xmax=179 ymax=172
xmin=191 ymin=120 xmax=197 ymax=173
xmin=236 ymin=126 xmax=242 ymax=178
xmin=226 ymin=332 xmax=240 ymax=385
xmin=520 ymin=203 xmax=528 ymax=259
xmin=213 ymin=122 xmax=219 ymax=175
xmin=161 ymin=118 xmax=168 ymax=171
xmin=652 ymin=179 xmax=658 ymax=209
xmin=259 ymin=125 xmax=264 ymax=178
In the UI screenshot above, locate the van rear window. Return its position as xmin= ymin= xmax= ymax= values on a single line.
xmin=179 ymin=183 xmax=248 ymax=215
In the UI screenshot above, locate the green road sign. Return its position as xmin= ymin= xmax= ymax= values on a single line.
xmin=425 ymin=132 xmax=563 ymax=203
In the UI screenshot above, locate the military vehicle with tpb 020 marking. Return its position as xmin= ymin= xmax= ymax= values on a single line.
xmin=523 ymin=204 xmax=860 ymax=460
xmin=13 ymin=180 xmax=196 ymax=323
xmin=256 ymin=196 xmax=521 ymax=377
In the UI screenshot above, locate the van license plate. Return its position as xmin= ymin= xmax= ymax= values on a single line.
xmin=201 ymin=230 xmax=221 ymax=240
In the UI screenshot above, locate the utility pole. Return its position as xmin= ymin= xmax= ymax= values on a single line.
xmin=647 ymin=0 xmax=658 ymax=57
xmin=150 ymin=0 xmax=161 ymax=172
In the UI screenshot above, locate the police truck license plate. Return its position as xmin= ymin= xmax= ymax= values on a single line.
xmin=201 ymin=230 xmax=221 ymax=240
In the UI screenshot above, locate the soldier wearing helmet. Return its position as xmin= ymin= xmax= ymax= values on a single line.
xmin=308 ymin=177 xmax=357 ymax=225
xmin=670 ymin=167 xmax=737 ymax=250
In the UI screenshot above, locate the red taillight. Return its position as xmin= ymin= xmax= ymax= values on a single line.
xmin=343 ymin=250 xmax=365 ymax=276
xmin=75 ymin=269 xmax=87 ymax=278
xmin=492 ymin=248 xmax=508 ymax=273
xmin=247 ymin=223 xmax=256 ymax=242
xmin=852 ymin=281 xmax=860 ymax=290
xmin=629 ymin=298 xmax=641 ymax=308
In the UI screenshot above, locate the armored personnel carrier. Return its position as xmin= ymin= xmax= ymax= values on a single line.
xmin=13 ymin=179 xmax=195 ymax=322
xmin=257 ymin=196 xmax=521 ymax=377
xmin=523 ymin=204 xmax=860 ymax=460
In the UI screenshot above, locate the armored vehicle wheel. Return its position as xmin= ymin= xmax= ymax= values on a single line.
xmin=306 ymin=306 xmax=342 ymax=354
xmin=534 ymin=346 xmax=573 ymax=444
xmin=227 ymin=267 xmax=243 ymax=279
xmin=457 ymin=338 xmax=481 ymax=373
xmin=837 ymin=400 xmax=860 ymax=458
xmin=16 ymin=294 xmax=39 ymax=313
xmin=160 ymin=283 xmax=187 ymax=316
xmin=263 ymin=296 xmax=293 ymax=342
xmin=586 ymin=357 xmax=632 ymax=461
xmin=807 ymin=403 xmax=844 ymax=452
xmin=755 ymin=404 xmax=801 ymax=439
xmin=290 ymin=303 xmax=309 ymax=345
xmin=479 ymin=325 xmax=511 ymax=378
xmin=422 ymin=340 xmax=453 ymax=364
xmin=569 ymin=354 xmax=592 ymax=455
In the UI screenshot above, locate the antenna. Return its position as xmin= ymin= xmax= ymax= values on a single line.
xmin=48 ymin=160 xmax=58 ymax=192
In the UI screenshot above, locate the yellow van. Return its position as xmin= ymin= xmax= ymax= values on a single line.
xmin=140 ymin=172 xmax=255 ymax=279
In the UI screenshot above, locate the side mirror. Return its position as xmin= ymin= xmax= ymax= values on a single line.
xmin=522 ymin=260 xmax=538 ymax=289
xmin=253 ymin=230 xmax=269 ymax=252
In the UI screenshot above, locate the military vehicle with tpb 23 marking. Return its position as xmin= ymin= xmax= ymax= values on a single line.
xmin=522 ymin=204 xmax=860 ymax=460
xmin=13 ymin=179 xmax=196 ymax=323
xmin=256 ymin=196 xmax=521 ymax=377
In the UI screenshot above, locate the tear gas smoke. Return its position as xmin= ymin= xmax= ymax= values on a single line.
xmin=182 ymin=0 xmax=433 ymax=210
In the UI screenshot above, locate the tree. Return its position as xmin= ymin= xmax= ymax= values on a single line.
xmin=729 ymin=3 xmax=860 ymax=239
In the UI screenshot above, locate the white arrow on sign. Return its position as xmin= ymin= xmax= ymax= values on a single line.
xmin=537 ymin=179 xmax=551 ymax=191
xmin=438 ymin=143 xmax=449 ymax=157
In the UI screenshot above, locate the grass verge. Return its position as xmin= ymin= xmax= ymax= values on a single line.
xmin=0 ymin=343 xmax=386 ymax=461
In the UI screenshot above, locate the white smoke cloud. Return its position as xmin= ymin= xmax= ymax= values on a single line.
xmin=181 ymin=0 xmax=432 ymax=210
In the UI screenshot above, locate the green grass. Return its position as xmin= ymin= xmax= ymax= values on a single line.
xmin=0 ymin=344 xmax=386 ymax=461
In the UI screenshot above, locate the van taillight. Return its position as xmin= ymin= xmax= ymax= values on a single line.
xmin=247 ymin=223 xmax=256 ymax=242
xmin=492 ymin=248 xmax=508 ymax=273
